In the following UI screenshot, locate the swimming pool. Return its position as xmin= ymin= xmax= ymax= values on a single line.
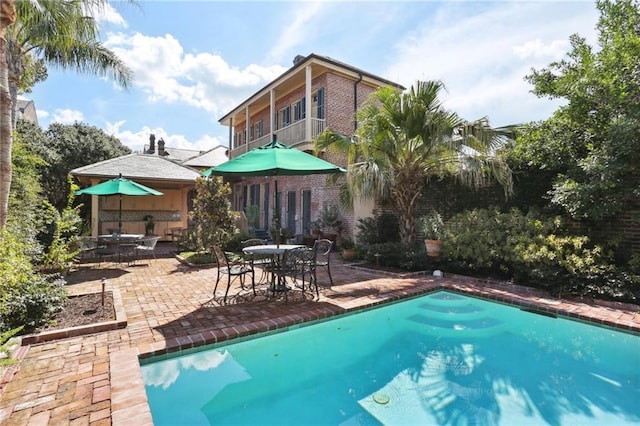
xmin=141 ymin=291 xmax=640 ymax=425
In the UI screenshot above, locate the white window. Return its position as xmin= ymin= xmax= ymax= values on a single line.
xmin=279 ymin=105 xmax=291 ymax=128
xmin=294 ymin=97 xmax=306 ymax=121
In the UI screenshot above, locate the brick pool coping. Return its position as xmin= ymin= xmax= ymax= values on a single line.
xmin=138 ymin=276 xmax=640 ymax=361
xmin=0 ymin=258 xmax=638 ymax=425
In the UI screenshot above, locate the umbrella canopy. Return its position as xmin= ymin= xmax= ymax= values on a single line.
xmin=75 ymin=175 xmax=163 ymax=196
xmin=75 ymin=174 xmax=163 ymax=234
xmin=201 ymin=139 xmax=346 ymax=177
xmin=201 ymin=137 xmax=345 ymax=244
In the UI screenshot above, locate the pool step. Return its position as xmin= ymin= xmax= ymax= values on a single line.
xmin=424 ymin=292 xmax=469 ymax=306
xmin=408 ymin=314 xmax=506 ymax=337
xmin=417 ymin=302 xmax=486 ymax=320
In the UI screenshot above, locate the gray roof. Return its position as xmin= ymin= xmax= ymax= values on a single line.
xmin=182 ymin=145 xmax=228 ymax=167
xmin=142 ymin=145 xmax=204 ymax=163
xmin=70 ymin=153 xmax=200 ymax=182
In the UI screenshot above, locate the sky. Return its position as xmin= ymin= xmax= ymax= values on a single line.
xmin=25 ymin=1 xmax=601 ymax=153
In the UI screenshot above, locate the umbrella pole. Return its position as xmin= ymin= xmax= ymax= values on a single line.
xmin=275 ymin=179 xmax=280 ymax=248
xmin=118 ymin=195 xmax=122 ymax=235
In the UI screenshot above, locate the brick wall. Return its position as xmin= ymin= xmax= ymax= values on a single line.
xmin=230 ymin=72 xmax=389 ymax=242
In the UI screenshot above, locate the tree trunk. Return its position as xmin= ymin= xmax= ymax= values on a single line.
xmin=392 ymin=172 xmax=422 ymax=245
xmin=0 ymin=0 xmax=17 ymax=229
xmin=6 ymin=37 xmax=22 ymax=128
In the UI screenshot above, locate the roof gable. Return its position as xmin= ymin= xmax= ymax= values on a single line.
xmin=70 ymin=153 xmax=200 ymax=182
xmin=182 ymin=145 xmax=228 ymax=168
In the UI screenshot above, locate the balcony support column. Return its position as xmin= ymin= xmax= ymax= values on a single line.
xmin=270 ymin=89 xmax=275 ymax=138
xmin=245 ymin=106 xmax=250 ymax=153
xmin=305 ymin=65 xmax=312 ymax=144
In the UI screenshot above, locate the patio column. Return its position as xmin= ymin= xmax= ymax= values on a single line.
xmin=245 ymin=106 xmax=250 ymax=153
xmin=305 ymin=65 xmax=312 ymax=143
xmin=270 ymin=89 xmax=275 ymax=137
xmin=91 ymin=194 xmax=99 ymax=237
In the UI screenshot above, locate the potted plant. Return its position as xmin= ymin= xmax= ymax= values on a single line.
xmin=309 ymin=219 xmax=322 ymax=237
xmin=341 ymin=238 xmax=357 ymax=261
xmin=269 ymin=226 xmax=295 ymax=244
xmin=418 ymin=211 xmax=445 ymax=257
xmin=143 ymin=215 xmax=155 ymax=236
xmin=319 ymin=202 xmax=341 ymax=243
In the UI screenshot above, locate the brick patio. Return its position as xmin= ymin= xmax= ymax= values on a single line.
xmin=1 ymin=251 xmax=639 ymax=425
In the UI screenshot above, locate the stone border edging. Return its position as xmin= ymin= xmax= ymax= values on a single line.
xmin=21 ymin=287 xmax=127 ymax=345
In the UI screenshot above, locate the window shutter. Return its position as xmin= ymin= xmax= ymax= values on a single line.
xmin=317 ymin=88 xmax=325 ymax=119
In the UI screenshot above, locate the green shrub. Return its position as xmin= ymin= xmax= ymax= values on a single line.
xmin=0 ymin=326 xmax=24 ymax=366
xmin=356 ymin=212 xmax=400 ymax=246
xmin=0 ymin=231 xmax=67 ymax=333
xmin=442 ymin=208 xmax=633 ymax=300
xmin=365 ymin=242 xmax=434 ymax=272
xmin=224 ymin=230 xmax=252 ymax=254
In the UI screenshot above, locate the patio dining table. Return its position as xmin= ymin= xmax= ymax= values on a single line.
xmin=97 ymin=234 xmax=145 ymax=264
xmin=242 ymin=244 xmax=305 ymax=294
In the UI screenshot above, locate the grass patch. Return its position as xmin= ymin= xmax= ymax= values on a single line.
xmin=179 ymin=250 xmax=214 ymax=265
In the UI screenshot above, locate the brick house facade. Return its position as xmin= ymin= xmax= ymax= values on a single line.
xmin=218 ymin=54 xmax=403 ymax=243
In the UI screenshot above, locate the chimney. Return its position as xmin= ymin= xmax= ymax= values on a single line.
xmin=149 ymin=134 xmax=155 ymax=153
xmin=158 ymin=137 xmax=165 ymax=156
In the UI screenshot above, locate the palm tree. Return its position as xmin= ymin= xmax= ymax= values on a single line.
xmin=0 ymin=0 xmax=16 ymax=228
xmin=315 ymin=80 xmax=514 ymax=245
xmin=0 ymin=0 xmax=133 ymax=229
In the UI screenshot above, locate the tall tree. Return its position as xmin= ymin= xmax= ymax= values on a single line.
xmin=518 ymin=0 xmax=640 ymax=220
xmin=0 ymin=0 xmax=16 ymax=228
xmin=316 ymin=80 xmax=513 ymax=244
xmin=191 ymin=176 xmax=239 ymax=251
xmin=0 ymin=0 xmax=133 ymax=230
xmin=45 ymin=121 xmax=131 ymax=210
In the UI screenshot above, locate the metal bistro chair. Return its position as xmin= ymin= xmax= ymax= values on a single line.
xmin=77 ymin=236 xmax=98 ymax=262
xmin=241 ymin=238 xmax=270 ymax=283
xmin=132 ymin=236 xmax=160 ymax=265
xmin=212 ymin=245 xmax=255 ymax=303
xmin=312 ymin=238 xmax=334 ymax=287
xmin=286 ymin=246 xmax=319 ymax=299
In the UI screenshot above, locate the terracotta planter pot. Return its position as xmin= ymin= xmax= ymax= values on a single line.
xmin=342 ymin=248 xmax=356 ymax=261
xmin=424 ymin=239 xmax=442 ymax=257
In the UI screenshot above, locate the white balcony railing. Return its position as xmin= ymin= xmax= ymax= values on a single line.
xmin=229 ymin=118 xmax=325 ymax=158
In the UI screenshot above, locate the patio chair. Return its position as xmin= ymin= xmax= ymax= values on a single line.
xmin=133 ymin=236 xmax=160 ymax=265
xmin=312 ymin=238 xmax=334 ymax=287
xmin=269 ymin=247 xmax=313 ymax=301
xmin=285 ymin=246 xmax=319 ymax=298
xmin=76 ymin=236 xmax=99 ymax=263
xmin=212 ymin=245 xmax=255 ymax=303
xmin=241 ymin=238 xmax=270 ymax=283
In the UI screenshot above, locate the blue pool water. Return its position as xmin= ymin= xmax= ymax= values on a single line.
xmin=141 ymin=291 xmax=640 ymax=425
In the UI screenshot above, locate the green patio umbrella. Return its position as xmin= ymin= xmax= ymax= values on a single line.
xmin=75 ymin=174 xmax=163 ymax=234
xmin=202 ymin=136 xmax=346 ymax=241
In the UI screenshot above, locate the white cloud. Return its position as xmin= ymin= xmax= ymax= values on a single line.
xmin=105 ymin=32 xmax=287 ymax=117
xmin=105 ymin=121 xmax=225 ymax=152
xmin=383 ymin=2 xmax=598 ymax=126
xmin=83 ymin=1 xmax=127 ymax=28
xmin=52 ymin=108 xmax=85 ymax=124
xmin=266 ymin=2 xmax=325 ymax=63
xmin=512 ymin=38 xmax=569 ymax=60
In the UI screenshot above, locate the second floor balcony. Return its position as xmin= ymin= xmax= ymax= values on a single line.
xmin=229 ymin=117 xmax=325 ymax=158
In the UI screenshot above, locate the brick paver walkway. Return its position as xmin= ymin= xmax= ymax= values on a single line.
xmin=1 ymin=253 xmax=639 ymax=425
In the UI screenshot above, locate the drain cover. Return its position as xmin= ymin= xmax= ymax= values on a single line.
xmin=372 ymin=393 xmax=390 ymax=404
